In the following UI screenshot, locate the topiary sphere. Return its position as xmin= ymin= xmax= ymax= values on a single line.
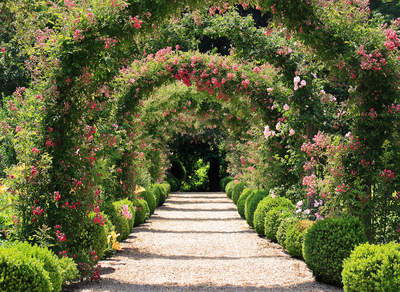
xmin=141 ymin=190 xmax=157 ymax=214
xmin=231 ymin=182 xmax=246 ymax=204
xmin=0 ymin=247 xmax=52 ymax=292
xmin=264 ymin=207 xmax=293 ymax=241
xmin=87 ymin=212 xmax=109 ymax=260
xmin=284 ymin=219 xmax=313 ymax=259
xmin=303 ymin=216 xmax=367 ymax=286
xmin=277 ymin=216 xmax=299 ymax=249
xmin=253 ymin=196 xmax=294 ymax=236
xmin=244 ymin=190 xmax=269 ymax=227
xmin=225 ymin=180 xmax=236 ymax=198
xmin=237 ymin=188 xmax=255 ymax=218
xmin=342 ymin=242 xmax=400 ymax=291
xmin=151 ymin=184 xmax=167 ymax=206
xmin=133 ymin=199 xmax=150 ymax=226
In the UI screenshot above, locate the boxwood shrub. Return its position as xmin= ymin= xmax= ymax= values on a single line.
xmin=58 ymin=256 xmax=79 ymax=285
xmin=133 ymin=198 xmax=150 ymax=226
xmin=277 ymin=216 xmax=299 ymax=249
xmin=303 ymin=216 xmax=367 ymax=286
xmin=342 ymin=242 xmax=400 ymax=291
xmin=237 ymin=188 xmax=255 ymax=218
xmin=141 ymin=190 xmax=157 ymax=214
xmin=264 ymin=207 xmax=293 ymax=241
xmin=86 ymin=212 xmax=108 ymax=260
xmin=225 ymin=180 xmax=236 ymax=199
xmin=244 ymin=190 xmax=268 ymax=227
xmin=151 ymin=184 xmax=167 ymax=206
xmin=103 ymin=201 xmax=131 ymax=241
xmin=253 ymin=196 xmax=294 ymax=236
xmin=0 ymin=246 xmax=52 ymax=291
xmin=285 ymin=219 xmax=313 ymax=259
xmin=231 ymin=182 xmax=246 ymax=204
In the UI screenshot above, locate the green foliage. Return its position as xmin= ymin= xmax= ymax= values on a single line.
xmin=167 ymin=175 xmax=180 ymax=192
xmin=303 ymin=216 xmax=368 ymax=286
xmin=220 ymin=176 xmax=233 ymax=191
xmin=141 ymin=190 xmax=157 ymax=214
xmin=160 ymin=182 xmax=171 ymax=194
xmin=58 ymin=256 xmax=79 ymax=285
xmin=150 ymin=184 xmax=168 ymax=206
xmin=237 ymin=188 xmax=255 ymax=218
xmin=133 ymin=199 xmax=150 ymax=226
xmin=277 ymin=216 xmax=300 ymax=249
xmin=103 ymin=201 xmax=130 ymax=242
xmin=86 ymin=212 xmax=108 ymax=260
xmin=284 ymin=219 xmax=313 ymax=259
xmin=182 ymin=158 xmax=210 ymax=192
xmin=114 ymin=199 xmax=136 ymax=232
xmin=264 ymin=207 xmax=293 ymax=241
xmin=244 ymin=190 xmax=269 ymax=227
xmin=0 ymin=247 xmax=51 ymax=292
xmin=231 ymin=182 xmax=246 ymax=204
xmin=253 ymin=196 xmax=294 ymax=236
xmin=342 ymin=242 xmax=400 ymax=292
xmin=225 ymin=180 xmax=236 ymax=199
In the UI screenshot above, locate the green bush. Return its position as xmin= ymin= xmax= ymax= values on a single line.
xmin=303 ymin=216 xmax=367 ymax=286
xmin=141 ymin=190 xmax=157 ymax=214
xmin=114 ymin=199 xmax=136 ymax=232
xmin=133 ymin=198 xmax=150 ymax=226
xmin=244 ymin=189 xmax=268 ymax=227
xmin=58 ymin=256 xmax=79 ymax=285
xmin=0 ymin=247 xmax=52 ymax=291
xmin=277 ymin=217 xmax=300 ymax=249
xmin=151 ymin=184 xmax=168 ymax=206
xmin=231 ymin=182 xmax=246 ymax=204
xmin=285 ymin=219 xmax=313 ymax=259
xmin=264 ymin=207 xmax=293 ymax=241
xmin=225 ymin=180 xmax=236 ymax=199
xmin=87 ymin=212 xmax=108 ymax=260
xmin=160 ymin=182 xmax=171 ymax=194
xmin=103 ymin=201 xmax=130 ymax=241
xmin=220 ymin=176 xmax=233 ymax=191
xmin=237 ymin=188 xmax=255 ymax=218
xmin=342 ymin=242 xmax=400 ymax=292
xmin=253 ymin=196 xmax=294 ymax=236
xmin=7 ymin=242 xmax=63 ymax=291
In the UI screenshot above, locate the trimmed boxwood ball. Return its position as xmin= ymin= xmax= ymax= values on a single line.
xmin=0 ymin=247 xmax=52 ymax=292
xmin=303 ymin=216 xmax=367 ymax=286
xmin=285 ymin=219 xmax=313 ymax=259
xmin=150 ymin=184 xmax=167 ymax=206
xmin=160 ymin=182 xmax=171 ymax=194
xmin=141 ymin=190 xmax=157 ymax=214
xmin=244 ymin=189 xmax=269 ymax=227
xmin=133 ymin=198 xmax=150 ymax=226
xmin=253 ymin=196 xmax=294 ymax=236
xmin=277 ymin=216 xmax=299 ymax=249
xmin=264 ymin=207 xmax=293 ymax=241
xmin=231 ymin=182 xmax=246 ymax=204
xmin=220 ymin=176 xmax=233 ymax=191
xmin=237 ymin=188 xmax=255 ymax=218
xmin=225 ymin=180 xmax=236 ymax=199
xmin=167 ymin=176 xmax=180 ymax=192
xmin=7 ymin=242 xmax=63 ymax=292
xmin=113 ymin=199 xmax=136 ymax=232
xmin=342 ymin=242 xmax=400 ymax=291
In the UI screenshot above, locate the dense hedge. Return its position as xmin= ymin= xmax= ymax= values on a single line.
xmin=220 ymin=176 xmax=233 ymax=191
xmin=86 ymin=212 xmax=108 ymax=261
xmin=244 ymin=190 xmax=268 ymax=228
xmin=0 ymin=242 xmax=79 ymax=291
xmin=303 ymin=216 xmax=367 ymax=286
xmin=285 ymin=219 xmax=313 ymax=259
xmin=237 ymin=188 xmax=255 ymax=218
xmin=276 ymin=217 xmax=299 ymax=249
xmin=133 ymin=199 xmax=150 ymax=226
xmin=141 ymin=190 xmax=157 ymax=214
xmin=151 ymin=184 xmax=168 ymax=206
xmin=231 ymin=182 xmax=246 ymax=204
xmin=264 ymin=207 xmax=293 ymax=241
xmin=342 ymin=242 xmax=400 ymax=291
xmin=253 ymin=196 xmax=294 ymax=236
xmin=225 ymin=180 xmax=236 ymax=199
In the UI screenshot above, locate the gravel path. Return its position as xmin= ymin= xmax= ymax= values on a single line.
xmin=75 ymin=192 xmax=342 ymax=292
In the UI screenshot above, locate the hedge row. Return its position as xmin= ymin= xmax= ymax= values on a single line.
xmin=225 ymin=181 xmax=398 ymax=289
xmin=0 ymin=182 xmax=170 ymax=290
